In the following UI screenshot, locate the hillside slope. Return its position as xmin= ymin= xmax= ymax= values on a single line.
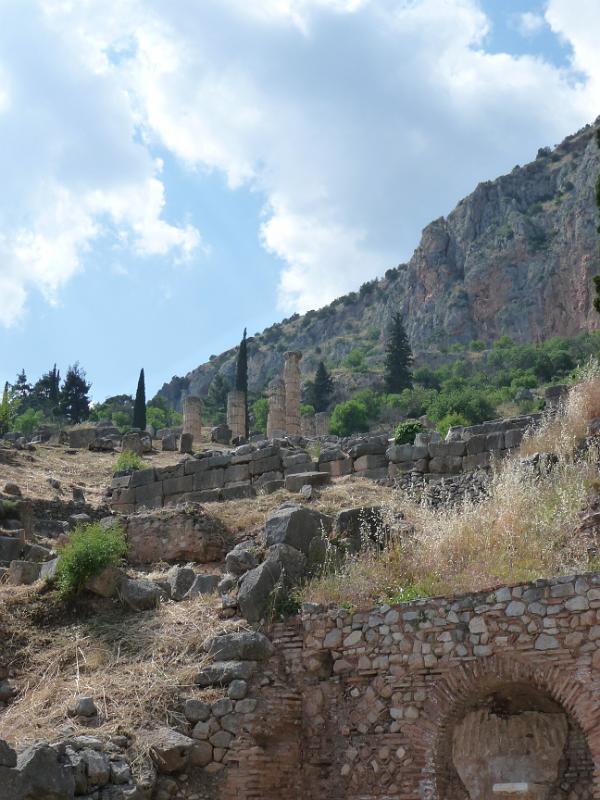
xmin=158 ymin=119 xmax=600 ymax=409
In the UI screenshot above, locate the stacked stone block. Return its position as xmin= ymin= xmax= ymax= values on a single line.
xmin=267 ymin=379 xmax=286 ymax=438
xmin=227 ymin=390 xmax=247 ymax=441
xmin=182 ymin=395 xmax=203 ymax=447
xmin=283 ymin=351 xmax=302 ymax=436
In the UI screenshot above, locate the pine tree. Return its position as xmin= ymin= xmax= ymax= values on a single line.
xmin=312 ymin=361 xmax=334 ymax=412
xmin=31 ymin=364 xmax=61 ymax=414
xmin=235 ymin=328 xmax=249 ymax=437
xmin=384 ymin=312 xmax=414 ymax=393
xmin=13 ymin=370 xmax=31 ymax=403
xmin=593 ymin=129 xmax=600 ymax=313
xmin=133 ymin=368 xmax=147 ymax=430
xmin=60 ymin=363 xmax=91 ymax=423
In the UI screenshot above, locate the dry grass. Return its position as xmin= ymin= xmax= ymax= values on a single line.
xmin=0 ymin=587 xmax=242 ymax=770
xmin=209 ymin=476 xmax=392 ymax=533
xmin=0 ymin=445 xmax=187 ymax=507
xmin=520 ymin=362 xmax=600 ymax=458
xmin=304 ymin=374 xmax=600 ymax=608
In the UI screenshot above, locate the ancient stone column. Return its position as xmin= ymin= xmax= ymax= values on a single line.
xmin=314 ymin=411 xmax=330 ymax=437
xmin=267 ymin=378 xmax=286 ymax=439
xmin=182 ymin=396 xmax=203 ymax=447
xmin=283 ymin=351 xmax=302 ymax=436
xmin=227 ymin=390 xmax=246 ymax=441
xmin=301 ymin=415 xmax=316 ymax=437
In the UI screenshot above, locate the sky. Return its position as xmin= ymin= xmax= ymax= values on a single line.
xmin=0 ymin=0 xmax=599 ymax=402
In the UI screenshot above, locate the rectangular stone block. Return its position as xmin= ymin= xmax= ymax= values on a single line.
xmin=225 ymin=463 xmax=250 ymax=483
xmin=504 ymin=428 xmax=523 ymax=449
xmin=429 ymin=441 xmax=466 ymax=458
xmin=111 ymin=487 xmax=136 ymax=506
xmin=250 ymin=455 xmax=282 ymax=476
xmin=163 ymin=475 xmax=194 ymax=496
xmin=462 ymin=452 xmax=491 ymax=471
xmin=411 ymin=445 xmax=429 ymax=460
xmin=193 ymin=469 xmax=225 ymax=491
xmin=135 ymin=482 xmax=164 ymax=509
xmin=222 ymin=482 xmax=256 ymax=500
xmin=486 ymin=432 xmax=504 ymax=451
xmin=111 ymin=475 xmax=131 ymax=489
xmin=285 ymin=462 xmax=317 ymax=476
xmin=178 ymin=489 xmax=223 ymax=504
xmin=353 ymin=454 xmax=387 ymax=471
xmin=156 ymin=463 xmax=186 ymax=481
xmin=465 ymin=434 xmax=487 ymax=455
xmin=319 ymin=458 xmax=352 ymax=477
xmin=354 ymin=467 xmax=389 ymax=480
xmin=129 ymin=468 xmax=157 ymax=488
xmin=428 ymin=456 xmax=463 ymax=474
xmin=251 ymin=446 xmax=279 ymax=460
xmin=282 ymin=452 xmax=311 ymax=468
xmin=386 ymin=444 xmax=413 ymax=463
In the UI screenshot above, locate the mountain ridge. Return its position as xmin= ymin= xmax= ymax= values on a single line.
xmin=158 ymin=118 xmax=600 ymax=410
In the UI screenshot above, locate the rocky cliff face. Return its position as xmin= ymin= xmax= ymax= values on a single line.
xmin=159 ymin=119 xmax=600 ymax=409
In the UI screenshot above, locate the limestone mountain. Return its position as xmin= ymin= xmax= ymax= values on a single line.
xmin=158 ymin=118 xmax=600 ymax=410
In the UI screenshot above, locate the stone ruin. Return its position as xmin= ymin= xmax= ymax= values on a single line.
xmin=182 ymin=395 xmax=203 ymax=448
xmin=227 ymin=390 xmax=247 ymax=442
xmin=267 ymin=351 xmax=305 ymax=437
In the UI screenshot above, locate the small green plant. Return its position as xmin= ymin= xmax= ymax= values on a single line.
xmin=330 ymin=399 xmax=369 ymax=436
xmin=436 ymin=412 xmax=469 ymax=438
xmin=381 ymin=581 xmax=435 ymax=605
xmin=394 ymin=420 xmax=425 ymax=445
xmin=0 ymin=499 xmax=19 ymax=520
xmin=55 ymin=522 xmax=127 ymax=598
xmin=267 ymin=584 xmax=302 ymax=621
xmin=308 ymin=441 xmax=321 ymax=461
xmin=113 ymin=450 xmax=145 ymax=474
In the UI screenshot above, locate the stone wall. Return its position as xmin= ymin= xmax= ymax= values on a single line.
xmin=110 ymin=413 xmax=542 ymax=513
xmin=218 ymin=572 xmax=600 ymax=799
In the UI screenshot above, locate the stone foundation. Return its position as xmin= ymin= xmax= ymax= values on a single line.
xmin=217 ymin=572 xmax=600 ymax=799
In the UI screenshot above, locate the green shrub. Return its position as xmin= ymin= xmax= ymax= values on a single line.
xmin=55 ymin=522 xmax=127 ymax=597
xmin=252 ymin=397 xmax=268 ymax=434
xmin=0 ymin=499 xmax=19 ymax=520
xmin=436 ymin=413 xmax=469 ymax=438
xmin=113 ymin=450 xmax=145 ymax=474
xmin=330 ymin=399 xmax=369 ymax=436
xmin=14 ymin=408 xmax=45 ymax=435
xmin=394 ymin=420 xmax=425 ymax=445
xmin=470 ymin=339 xmax=485 ymax=352
xmin=300 ymin=404 xmax=315 ymax=417
xmin=342 ymin=348 xmax=367 ymax=371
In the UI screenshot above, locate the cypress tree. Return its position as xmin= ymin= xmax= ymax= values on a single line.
xmin=235 ymin=328 xmax=249 ymax=438
xmin=312 ymin=361 xmax=334 ymax=412
xmin=13 ymin=369 xmax=31 ymax=404
xmin=0 ymin=383 xmax=11 ymax=435
xmin=384 ymin=312 xmax=414 ymax=393
xmin=593 ymin=129 xmax=600 ymax=313
xmin=133 ymin=368 xmax=147 ymax=430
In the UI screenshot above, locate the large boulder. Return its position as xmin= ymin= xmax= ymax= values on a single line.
xmin=67 ymin=427 xmax=98 ymax=449
xmin=148 ymin=728 xmax=193 ymax=774
xmin=195 ymin=660 xmax=256 ymax=687
xmin=121 ymin=432 xmax=144 ymax=456
xmin=167 ymin=565 xmax=196 ymax=601
xmin=225 ymin=542 xmax=259 ymax=576
xmin=266 ymin=544 xmax=307 ymax=587
xmin=334 ymin=506 xmax=387 ymax=551
xmin=264 ymin=503 xmax=332 ymax=555
xmin=0 ymin=741 xmax=76 ymax=799
xmin=237 ymin=560 xmax=281 ymax=623
xmin=125 ymin=506 xmax=230 ymax=565
xmin=119 ymin=577 xmax=163 ymax=610
xmin=203 ymin=631 xmax=273 ymax=661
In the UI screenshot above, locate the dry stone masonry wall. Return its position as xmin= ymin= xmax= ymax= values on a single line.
xmin=109 ymin=413 xmax=541 ymax=513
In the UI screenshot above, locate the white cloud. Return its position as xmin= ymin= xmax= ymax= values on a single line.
xmin=0 ymin=0 xmax=200 ymax=327
xmin=1 ymin=0 xmax=598 ymax=322
xmin=514 ymin=11 xmax=546 ymax=37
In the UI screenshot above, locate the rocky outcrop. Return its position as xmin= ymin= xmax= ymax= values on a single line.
xmin=157 ymin=119 xmax=600 ymax=409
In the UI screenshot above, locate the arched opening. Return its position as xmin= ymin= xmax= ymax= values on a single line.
xmin=436 ymin=682 xmax=594 ymax=800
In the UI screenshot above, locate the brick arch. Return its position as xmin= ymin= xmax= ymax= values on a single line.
xmin=405 ymin=654 xmax=600 ymax=800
